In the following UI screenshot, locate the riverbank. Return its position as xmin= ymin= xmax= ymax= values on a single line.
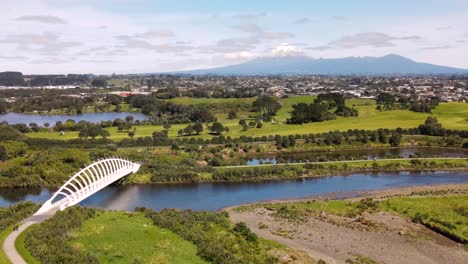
xmin=198 ymin=158 xmax=468 ymax=184
xmin=227 ymin=184 xmax=468 ymax=264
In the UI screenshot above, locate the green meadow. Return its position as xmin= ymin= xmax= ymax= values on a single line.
xmin=70 ymin=211 xmax=208 ymax=264
xmin=381 ymin=195 xmax=468 ymax=243
xmin=27 ymin=96 xmax=468 ymax=141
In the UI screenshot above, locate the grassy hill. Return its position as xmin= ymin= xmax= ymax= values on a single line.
xmin=26 ymin=96 xmax=468 ymax=141
xmin=70 ymin=211 xmax=208 ymax=264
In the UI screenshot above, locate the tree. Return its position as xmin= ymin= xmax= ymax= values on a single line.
xmin=87 ymin=125 xmax=102 ymax=139
xmin=252 ymin=96 xmax=281 ymax=120
xmin=163 ymin=123 xmax=171 ymax=130
xmin=389 ymin=132 xmax=402 ymax=147
xmin=125 ymin=115 xmax=134 ymax=123
xmin=0 ymin=145 xmax=7 ymax=161
xmin=105 ymin=94 xmax=123 ymax=105
xmin=419 ymin=117 xmax=444 ymax=136
xmin=29 ymin=123 xmax=40 ymax=132
xmin=210 ymin=122 xmax=225 ymax=135
xmin=228 ymin=110 xmax=237 ymax=119
xmin=183 ymin=125 xmax=194 ymax=135
xmin=91 ymin=79 xmax=107 ymax=88
xmin=256 ymin=122 xmax=263 ymax=128
xmin=193 ymin=122 xmax=203 ymax=134
xmin=100 ymin=129 xmax=110 ymax=139
xmin=128 ymin=131 xmax=135 ymax=138
xmin=288 ymin=102 xmax=336 ymax=124
xmin=239 ymin=119 xmax=246 ymax=126
xmin=0 ymin=100 xmax=7 ymax=114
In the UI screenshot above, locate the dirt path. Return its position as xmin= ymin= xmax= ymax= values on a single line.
xmin=3 ymin=210 xmax=56 ymax=264
xmin=228 ymin=184 xmax=468 ymax=264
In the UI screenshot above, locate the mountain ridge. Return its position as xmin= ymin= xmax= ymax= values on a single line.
xmin=177 ymin=54 xmax=468 ymax=75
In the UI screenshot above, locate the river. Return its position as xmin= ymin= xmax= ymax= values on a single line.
xmin=0 ymin=171 xmax=467 ymax=211
xmin=0 ymin=112 xmax=148 ymax=126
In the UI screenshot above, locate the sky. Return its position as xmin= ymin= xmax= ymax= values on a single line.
xmin=1 ymin=0 xmax=468 ymax=74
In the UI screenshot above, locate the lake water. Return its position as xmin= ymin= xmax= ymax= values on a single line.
xmin=246 ymin=147 xmax=468 ymax=165
xmin=0 ymin=171 xmax=467 ymax=211
xmin=0 ymin=112 xmax=148 ymax=126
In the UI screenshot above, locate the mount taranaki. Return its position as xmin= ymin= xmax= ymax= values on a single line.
xmin=180 ymin=54 xmax=467 ymax=75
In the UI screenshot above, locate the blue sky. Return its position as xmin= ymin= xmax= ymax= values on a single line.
xmin=1 ymin=0 xmax=467 ymax=74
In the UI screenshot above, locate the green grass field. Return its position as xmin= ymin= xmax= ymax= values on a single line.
xmin=381 ymin=195 xmax=468 ymax=243
xmin=26 ymin=97 xmax=468 ymax=141
xmin=0 ymin=227 xmax=13 ymax=264
xmin=70 ymin=211 xmax=208 ymax=264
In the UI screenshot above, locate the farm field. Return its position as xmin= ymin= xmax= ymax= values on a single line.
xmin=70 ymin=211 xmax=208 ymax=264
xmin=26 ymin=96 xmax=468 ymax=141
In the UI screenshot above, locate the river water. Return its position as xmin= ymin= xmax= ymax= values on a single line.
xmin=1 ymin=171 xmax=467 ymax=211
xmin=0 ymin=112 xmax=148 ymax=126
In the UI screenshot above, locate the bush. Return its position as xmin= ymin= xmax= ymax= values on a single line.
xmin=141 ymin=208 xmax=277 ymax=264
xmin=25 ymin=207 xmax=99 ymax=264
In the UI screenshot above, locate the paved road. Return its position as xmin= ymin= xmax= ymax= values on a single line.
xmin=3 ymin=210 xmax=57 ymax=264
xmin=217 ymin=157 xmax=467 ymax=169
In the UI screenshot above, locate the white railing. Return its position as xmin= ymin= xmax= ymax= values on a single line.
xmin=35 ymin=157 xmax=140 ymax=215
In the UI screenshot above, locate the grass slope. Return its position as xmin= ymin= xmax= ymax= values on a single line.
xmin=26 ymin=98 xmax=468 ymax=141
xmin=0 ymin=227 xmax=13 ymax=264
xmin=381 ymin=195 xmax=468 ymax=243
xmin=70 ymin=211 xmax=208 ymax=264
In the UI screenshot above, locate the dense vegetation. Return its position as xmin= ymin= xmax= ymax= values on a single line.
xmin=0 ymin=145 xmax=90 ymax=188
xmin=288 ymin=93 xmax=358 ymax=124
xmin=212 ymin=159 xmax=468 ymax=182
xmin=0 ymin=114 xmax=466 ymax=188
xmin=376 ymin=92 xmax=440 ymax=113
xmin=127 ymin=94 xmax=217 ymax=124
xmin=139 ymin=208 xmax=279 ymax=264
xmin=0 ymin=202 xmax=38 ymax=233
xmin=25 ymin=207 xmax=99 ymax=264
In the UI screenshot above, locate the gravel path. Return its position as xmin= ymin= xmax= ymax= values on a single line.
xmin=3 ymin=210 xmax=57 ymax=264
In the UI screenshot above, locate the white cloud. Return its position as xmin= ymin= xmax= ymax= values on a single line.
xmin=271 ymin=43 xmax=304 ymax=57
xmin=294 ymin=18 xmax=312 ymax=24
xmin=232 ymin=23 xmax=262 ymax=33
xmin=224 ymin=51 xmax=256 ymax=60
xmin=134 ymin=29 xmax=176 ymax=38
xmin=13 ymin=15 xmax=66 ymax=24
xmin=310 ymin=32 xmax=422 ymax=50
xmin=263 ymin=31 xmax=294 ymax=39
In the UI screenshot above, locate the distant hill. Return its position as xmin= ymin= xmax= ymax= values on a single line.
xmin=181 ymin=54 xmax=468 ymax=75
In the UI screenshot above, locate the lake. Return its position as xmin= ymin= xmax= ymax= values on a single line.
xmin=0 ymin=112 xmax=148 ymax=126
xmin=0 ymin=171 xmax=467 ymax=211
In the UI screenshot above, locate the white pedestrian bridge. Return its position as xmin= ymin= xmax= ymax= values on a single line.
xmin=35 ymin=157 xmax=141 ymax=215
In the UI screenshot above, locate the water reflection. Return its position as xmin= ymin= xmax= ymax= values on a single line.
xmin=1 ymin=171 xmax=466 ymax=211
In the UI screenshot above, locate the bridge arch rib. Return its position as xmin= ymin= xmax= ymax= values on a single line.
xmin=35 ymin=157 xmax=140 ymax=215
